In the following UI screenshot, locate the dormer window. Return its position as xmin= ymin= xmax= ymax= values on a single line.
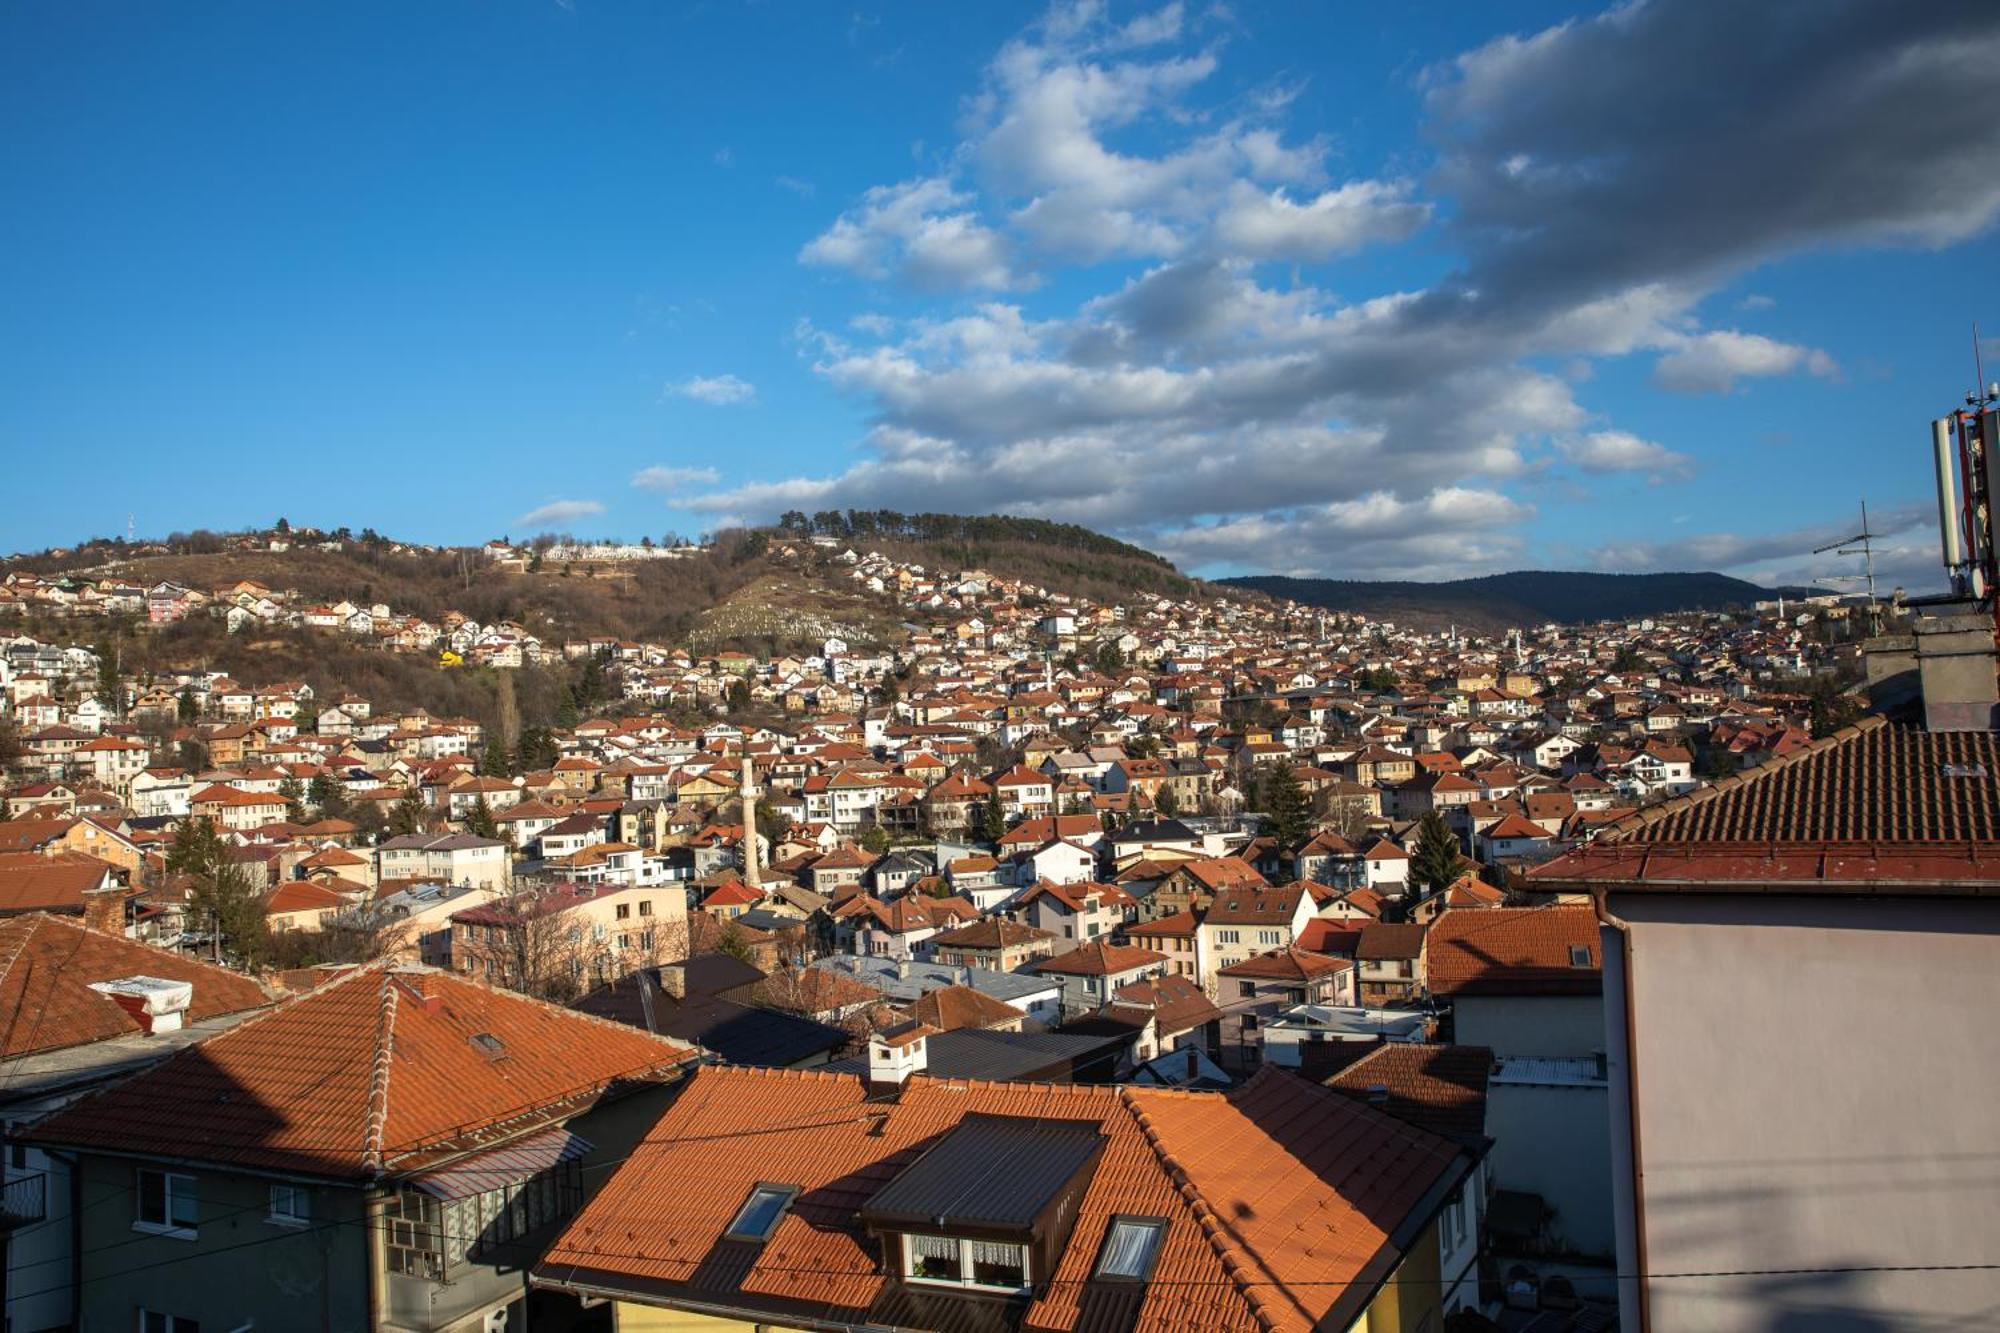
xmin=725 ymin=1183 xmax=798 ymax=1242
xmin=1095 ymin=1215 xmax=1166 ymax=1281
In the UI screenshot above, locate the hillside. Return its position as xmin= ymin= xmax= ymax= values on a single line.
xmin=1221 ymin=570 xmax=1815 ymax=632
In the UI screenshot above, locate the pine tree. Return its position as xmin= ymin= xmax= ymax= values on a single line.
xmin=481 ymin=737 xmax=510 ymax=777
xmin=466 ymin=795 xmax=499 ymax=839
xmin=1411 ymin=810 xmax=1467 ymax=894
xmin=1261 ymin=761 xmax=1312 ymax=850
xmin=278 ymin=777 xmax=306 ymax=824
xmin=980 ymin=789 xmax=1008 ymax=844
xmin=390 ymin=788 xmax=430 ymax=837
xmin=176 ymin=686 xmax=198 ymax=723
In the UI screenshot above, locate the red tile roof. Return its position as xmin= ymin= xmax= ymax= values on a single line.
xmin=1424 ymin=906 xmax=1600 ymax=998
xmin=1033 ymin=940 xmax=1167 ymax=977
xmin=1325 ymin=1044 xmax=1493 ymax=1142
xmin=0 ymin=914 xmax=272 ymax=1058
xmin=32 ymin=963 xmax=697 ymax=1179
xmin=0 ymin=853 xmax=119 ymax=914
xmin=1218 ymin=946 xmax=1352 ymax=983
xmin=534 ymin=1064 xmax=1472 ymax=1332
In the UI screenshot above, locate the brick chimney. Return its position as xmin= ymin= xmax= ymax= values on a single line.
xmin=82 ymin=885 xmax=127 ymax=937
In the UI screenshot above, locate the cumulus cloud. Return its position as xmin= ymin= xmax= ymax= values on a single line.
xmin=800 ymin=178 xmax=1023 ymax=291
xmin=1652 ymin=330 xmax=1837 ymax=395
xmin=631 ymin=465 xmax=722 ymax=494
xmin=713 ymin=0 xmax=2000 ymax=576
xmin=516 ymin=499 xmax=605 ymax=528
xmin=1558 ymin=431 xmax=1694 ymax=481
xmin=665 ymin=374 xmax=757 ymax=406
xmin=1212 ymin=180 xmax=1430 ymax=261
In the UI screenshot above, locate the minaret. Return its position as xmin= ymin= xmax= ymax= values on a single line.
xmin=740 ymin=753 xmax=763 ymax=892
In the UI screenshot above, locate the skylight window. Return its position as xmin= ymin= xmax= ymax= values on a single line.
xmin=1095 ymin=1215 xmax=1166 ymax=1281
xmin=1569 ymin=945 xmax=1593 ymax=968
xmin=725 ymin=1183 xmax=798 ymax=1242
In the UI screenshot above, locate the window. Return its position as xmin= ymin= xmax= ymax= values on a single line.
xmin=139 ymin=1313 xmax=199 ymax=1333
xmin=638 ymin=900 xmax=654 ymax=917
xmin=615 ymin=903 xmax=630 ymax=920
xmin=726 ymin=1184 xmax=798 ymax=1242
xmin=1569 ymin=945 xmax=1592 ymax=968
xmin=268 ymin=1184 xmax=310 ymax=1227
xmin=1095 ymin=1216 xmax=1166 ymax=1281
xmin=386 ymin=1189 xmax=444 ymax=1279
xmin=1238 ymin=981 xmax=1256 ymax=999
xmin=136 ymin=1170 xmax=197 ymax=1236
xmin=905 ymin=1234 xmax=1028 ymax=1292
xmin=1216 ymin=929 xmax=1239 ymax=945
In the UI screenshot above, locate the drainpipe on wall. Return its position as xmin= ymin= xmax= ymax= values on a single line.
xmin=1596 ymin=892 xmax=1646 ymax=1332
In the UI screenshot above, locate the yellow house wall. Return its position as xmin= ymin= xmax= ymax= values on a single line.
xmin=1347 ymin=1220 xmax=1443 ymax=1333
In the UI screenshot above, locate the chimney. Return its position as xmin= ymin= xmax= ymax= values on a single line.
xmin=866 ymin=1019 xmax=935 ymax=1094
xmin=88 ymin=977 xmax=193 ymax=1035
xmin=1185 ymin=1047 xmax=1199 ymax=1082
xmin=82 ymin=885 xmax=127 ymax=937
xmin=740 ymin=754 xmax=762 ymax=892
xmin=658 ymin=963 xmax=687 ymax=1000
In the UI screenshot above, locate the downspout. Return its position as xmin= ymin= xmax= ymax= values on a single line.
xmin=1595 ymin=891 xmax=1647 ymax=1333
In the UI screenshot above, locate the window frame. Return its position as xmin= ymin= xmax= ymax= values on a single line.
xmin=267 ymin=1182 xmax=311 ymax=1228
xmin=902 ymin=1232 xmax=1031 ymax=1294
xmin=134 ymin=1169 xmax=198 ymax=1239
xmin=138 ymin=1312 xmax=199 ymax=1333
xmin=1093 ymin=1214 xmax=1168 ymax=1283
xmin=724 ymin=1182 xmax=800 ymax=1243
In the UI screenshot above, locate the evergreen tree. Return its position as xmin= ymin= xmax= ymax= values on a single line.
xmin=93 ymin=640 xmax=120 ymax=717
xmin=167 ymin=816 xmax=269 ymax=965
xmin=1154 ymin=781 xmax=1180 ymax=819
xmin=389 ymin=788 xmax=430 ymax=837
xmin=980 ymin=789 xmax=1008 ymax=844
xmin=1411 ymin=810 xmax=1467 ymax=894
xmin=465 ymin=795 xmax=499 ymax=839
xmin=176 ymin=686 xmax=198 ymax=723
xmin=1094 ymin=641 xmax=1125 ymax=674
xmin=307 ymin=773 xmax=350 ymax=821
xmin=278 ymin=776 xmax=306 ymax=824
xmin=481 ymin=737 xmax=510 ymax=777
xmin=1260 ymin=761 xmax=1312 ymax=850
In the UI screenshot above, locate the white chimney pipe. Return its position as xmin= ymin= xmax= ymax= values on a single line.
xmin=740 ymin=754 xmax=762 ymax=892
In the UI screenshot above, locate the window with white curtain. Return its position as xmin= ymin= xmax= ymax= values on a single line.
xmin=1095 ymin=1216 xmax=1167 ymax=1281
xmin=904 ymin=1234 xmax=1029 ymax=1291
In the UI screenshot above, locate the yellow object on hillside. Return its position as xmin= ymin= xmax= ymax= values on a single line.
xmin=439 ymin=649 xmax=464 ymax=668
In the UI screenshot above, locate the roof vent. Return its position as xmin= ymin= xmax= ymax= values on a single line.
xmin=1365 ymin=1083 xmax=1390 ymax=1104
xmin=88 ymin=977 xmax=194 ymax=1034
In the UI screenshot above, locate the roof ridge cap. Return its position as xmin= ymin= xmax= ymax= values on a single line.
xmin=1118 ymin=1086 xmax=1282 ymax=1333
xmin=363 ymin=973 xmax=397 ymax=1175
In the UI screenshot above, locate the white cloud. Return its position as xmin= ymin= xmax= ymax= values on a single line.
xmin=665 ymin=374 xmax=757 ymax=406
xmin=1652 ymin=330 xmax=1837 ymax=394
xmin=1211 ymin=180 xmax=1430 ymax=261
xmin=800 ymin=177 xmax=1023 ymax=291
xmin=516 ymin=499 xmax=605 ymax=528
xmin=631 ymin=465 xmax=722 ymax=493
xmin=774 ymin=175 xmax=815 ymax=197
xmin=1558 ymin=431 xmax=1695 ymax=481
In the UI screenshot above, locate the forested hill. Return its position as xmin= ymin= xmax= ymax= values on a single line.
xmin=778 ymin=510 xmax=1197 ymax=601
xmin=1221 ymin=570 xmax=1815 ymax=631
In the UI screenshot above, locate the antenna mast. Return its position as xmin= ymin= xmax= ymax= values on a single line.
xmin=1813 ymin=500 xmax=1880 ymax=623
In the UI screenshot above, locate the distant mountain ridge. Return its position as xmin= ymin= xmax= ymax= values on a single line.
xmin=1220 ymin=570 xmax=1817 ymax=631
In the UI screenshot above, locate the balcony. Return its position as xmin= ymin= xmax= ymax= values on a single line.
xmin=0 ymin=1172 xmax=47 ymax=1228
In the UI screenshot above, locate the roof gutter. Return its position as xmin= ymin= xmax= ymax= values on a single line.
xmin=533 ymin=1270 xmax=910 ymax=1333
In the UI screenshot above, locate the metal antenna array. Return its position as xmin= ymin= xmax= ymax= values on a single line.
xmin=1813 ymin=500 xmax=1879 ymax=619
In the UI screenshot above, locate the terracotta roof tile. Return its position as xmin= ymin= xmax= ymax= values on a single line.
xmin=1424 ymin=907 xmax=1600 ymax=997
xmin=1325 ymin=1044 xmax=1493 ymax=1141
xmin=32 ymin=964 xmax=696 ymax=1179
xmin=0 ymin=914 xmax=272 ymax=1058
xmin=534 ymin=1064 xmax=1471 ymax=1332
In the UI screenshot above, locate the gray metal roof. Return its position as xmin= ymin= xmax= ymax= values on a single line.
xmin=810 ymin=955 xmax=1056 ymax=1006
xmin=861 ymin=1114 xmax=1104 ymax=1231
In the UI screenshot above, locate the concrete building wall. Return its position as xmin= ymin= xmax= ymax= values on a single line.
xmin=1485 ymin=1080 xmax=1615 ymax=1259
xmin=1452 ymin=994 xmax=1604 ymax=1060
xmin=1612 ymin=892 xmax=2000 ymax=1331
xmin=73 ymin=1154 xmax=371 ymax=1332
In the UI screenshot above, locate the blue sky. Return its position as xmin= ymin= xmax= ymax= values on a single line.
xmin=4 ymin=1 xmax=1997 ymax=591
